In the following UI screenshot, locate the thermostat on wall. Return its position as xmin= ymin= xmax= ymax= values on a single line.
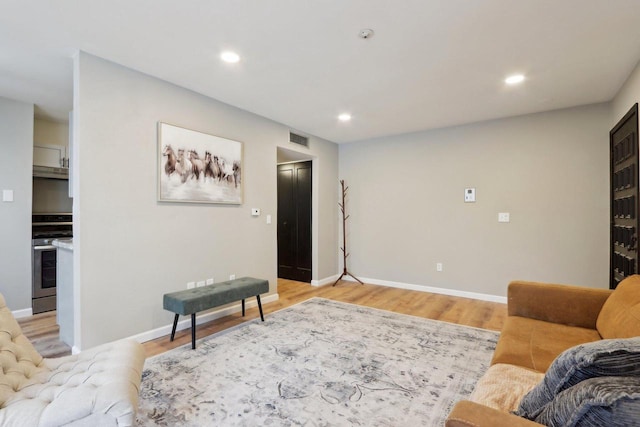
xmin=464 ymin=188 xmax=476 ymax=203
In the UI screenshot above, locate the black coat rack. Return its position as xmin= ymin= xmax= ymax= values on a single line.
xmin=334 ymin=180 xmax=363 ymax=286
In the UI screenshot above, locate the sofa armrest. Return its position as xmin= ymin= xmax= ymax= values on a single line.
xmin=42 ymin=339 xmax=145 ymax=426
xmin=446 ymin=400 xmax=543 ymax=427
xmin=507 ymin=281 xmax=611 ymax=329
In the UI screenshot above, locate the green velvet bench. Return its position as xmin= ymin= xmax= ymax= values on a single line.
xmin=163 ymin=277 xmax=269 ymax=349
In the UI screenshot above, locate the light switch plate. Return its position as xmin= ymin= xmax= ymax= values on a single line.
xmin=2 ymin=190 xmax=14 ymax=202
xmin=498 ymin=212 xmax=510 ymax=223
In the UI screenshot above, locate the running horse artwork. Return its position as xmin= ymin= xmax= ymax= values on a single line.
xmin=158 ymin=122 xmax=243 ymax=204
xmin=162 ymin=145 xmax=177 ymax=176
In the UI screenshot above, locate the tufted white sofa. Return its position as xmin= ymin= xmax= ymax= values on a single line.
xmin=0 ymin=293 xmax=145 ymax=426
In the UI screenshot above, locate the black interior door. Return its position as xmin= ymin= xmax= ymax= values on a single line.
xmin=610 ymin=103 xmax=639 ymax=289
xmin=277 ymin=161 xmax=312 ymax=282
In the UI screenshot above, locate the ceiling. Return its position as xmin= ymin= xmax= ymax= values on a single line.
xmin=2 ymin=0 xmax=640 ymax=144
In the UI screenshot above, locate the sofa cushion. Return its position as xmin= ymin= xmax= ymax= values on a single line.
xmin=491 ymin=316 xmax=601 ymax=372
xmin=597 ymin=275 xmax=640 ymax=339
xmin=469 ymin=364 xmax=544 ymax=413
xmin=507 ymin=281 xmax=611 ymax=330
xmin=0 ymin=292 xmax=146 ymax=427
xmin=0 ymin=339 xmax=146 ymax=427
xmin=532 ymin=376 xmax=640 ymax=427
xmin=516 ymin=337 xmax=640 ymax=419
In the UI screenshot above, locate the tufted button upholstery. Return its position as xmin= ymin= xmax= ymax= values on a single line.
xmin=0 ymin=293 xmax=145 ymax=426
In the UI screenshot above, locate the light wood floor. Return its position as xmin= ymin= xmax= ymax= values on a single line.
xmin=21 ymin=279 xmax=507 ymax=358
xmin=17 ymin=310 xmax=71 ymax=358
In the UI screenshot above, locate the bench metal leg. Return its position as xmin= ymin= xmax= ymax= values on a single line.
xmin=170 ymin=313 xmax=179 ymax=341
xmin=242 ymin=299 xmax=245 ymax=316
xmin=191 ymin=313 xmax=196 ymax=349
xmin=256 ymin=295 xmax=264 ymax=321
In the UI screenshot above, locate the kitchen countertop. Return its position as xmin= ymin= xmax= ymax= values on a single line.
xmin=52 ymin=238 xmax=73 ymax=251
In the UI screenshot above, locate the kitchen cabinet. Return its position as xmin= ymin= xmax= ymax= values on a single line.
xmin=34 ymin=143 xmax=68 ymax=168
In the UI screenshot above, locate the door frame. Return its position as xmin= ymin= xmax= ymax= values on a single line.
xmin=276 ymin=146 xmax=319 ymax=283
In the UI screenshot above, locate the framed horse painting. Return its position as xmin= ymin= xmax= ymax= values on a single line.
xmin=158 ymin=122 xmax=243 ymax=204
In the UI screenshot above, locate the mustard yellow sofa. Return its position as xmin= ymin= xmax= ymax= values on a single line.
xmin=0 ymin=293 xmax=146 ymax=426
xmin=446 ymin=275 xmax=640 ymax=427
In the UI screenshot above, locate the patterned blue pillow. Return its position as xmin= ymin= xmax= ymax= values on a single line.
xmin=533 ymin=376 xmax=640 ymax=427
xmin=516 ymin=337 xmax=640 ymax=419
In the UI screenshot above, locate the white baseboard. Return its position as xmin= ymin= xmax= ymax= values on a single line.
xmin=311 ymin=274 xmax=340 ymax=287
xmin=127 ymin=293 xmax=280 ymax=344
xmin=342 ymin=276 xmax=507 ymax=304
xmin=12 ymin=308 xmax=33 ymax=319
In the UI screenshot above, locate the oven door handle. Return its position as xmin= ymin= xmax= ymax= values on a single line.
xmin=33 ymin=245 xmax=57 ymax=251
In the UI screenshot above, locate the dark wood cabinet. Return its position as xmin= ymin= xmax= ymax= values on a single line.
xmin=610 ymin=103 xmax=639 ymax=289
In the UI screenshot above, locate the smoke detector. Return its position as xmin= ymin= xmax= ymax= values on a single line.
xmin=358 ymin=29 xmax=374 ymax=39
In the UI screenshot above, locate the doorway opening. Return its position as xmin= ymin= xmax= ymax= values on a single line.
xmin=277 ymin=148 xmax=313 ymax=283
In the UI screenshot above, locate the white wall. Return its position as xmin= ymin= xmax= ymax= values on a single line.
xmin=612 ymin=59 xmax=640 ymax=125
xmin=315 ymin=150 xmax=339 ymax=281
xmin=339 ymin=103 xmax=611 ymax=298
xmin=34 ymin=118 xmax=69 ymax=146
xmin=0 ymin=97 xmax=34 ymax=310
xmin=74 ymin=53 xmax=338 ymax=349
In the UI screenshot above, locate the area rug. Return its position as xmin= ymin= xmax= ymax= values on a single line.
xmin=136 ymin=298 xmax=499 ymax=426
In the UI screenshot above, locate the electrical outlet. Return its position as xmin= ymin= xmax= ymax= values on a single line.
xmin=229 ymin=274 xmax=236 ymax=280
xmin=498 ymin=212 xmax=510 ymax=223
xmin=436 ymin=263 xmax=443 ymax=272
xmin=206 ymin=278 xmax=214 ymax=285
xmin=197 ymin=280 xmax=205 ymax=287
xmin=187 ymin=281 xmax=195 ymax=289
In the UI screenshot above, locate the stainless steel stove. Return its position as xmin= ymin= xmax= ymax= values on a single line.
xmin=32 ymin=213 xmax=72 ymax=314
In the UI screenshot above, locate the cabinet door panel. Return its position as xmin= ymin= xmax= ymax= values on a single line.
xmin=34 ymin=144 xmax=66 ymax=168
xmin=610 ymin=104 xmax=639 ymax=289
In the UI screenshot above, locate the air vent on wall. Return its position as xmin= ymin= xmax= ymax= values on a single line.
xmin=289 ymin=132 xmax=309 ymax=147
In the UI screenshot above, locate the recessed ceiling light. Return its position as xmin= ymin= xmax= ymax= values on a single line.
xmin=221 ymin=51 xmax=240 ymax=63
xmin=505 ymin=74 xmax=525 ymax=85
xmin=338 ymin=113 xmax=352 ymax=122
